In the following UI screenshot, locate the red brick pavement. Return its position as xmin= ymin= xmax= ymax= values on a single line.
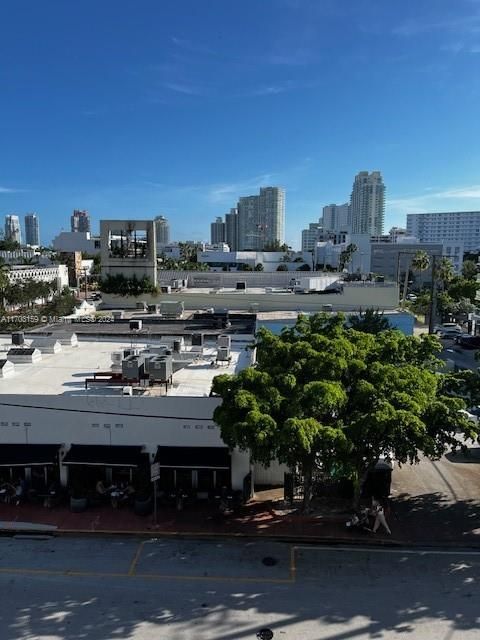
xmin=1 ymin=498 xmax=478 ymax=547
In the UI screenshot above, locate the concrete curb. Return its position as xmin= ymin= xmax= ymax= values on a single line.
xmin=1 ymin=523 xmax=479 ymax=550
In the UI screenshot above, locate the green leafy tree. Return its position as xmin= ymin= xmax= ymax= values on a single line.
xmin=263 ymin=240 xmax=289 ymax=252
xmin=297 ymin=263 xmax=311 ymax=271
xmin=0 ymin=265 xmax=10 ymax=308
xmin=276 ymin=264 xmax=288 ymax=271
xmin=447 ymin=276 xmax=479 ymax=304
xmin=461 ymin=260 xmax=478 ymax=281
xmin=212 ymin=314 xmax=477 ymax=511
xmin=339 ymin=243 xmax=358 ymax=271
xmin=254 ymin=263 xmax=264 ymax=272
xmin=348 ymin=308 xmax=390 ymax=334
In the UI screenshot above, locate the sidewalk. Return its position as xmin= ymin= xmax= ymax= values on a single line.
xmin=1 ymin=495 xmax=479 ymax=547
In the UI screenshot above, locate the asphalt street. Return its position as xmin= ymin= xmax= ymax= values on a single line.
xmin=0 ymin=536 xmax=479 ymax=639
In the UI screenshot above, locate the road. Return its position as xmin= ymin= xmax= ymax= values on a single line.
xmin=0 ymin=536 xmax=479 ymax=639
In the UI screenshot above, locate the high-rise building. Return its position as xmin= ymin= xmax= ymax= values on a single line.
xmin=210 ymin=217 xmax=226 ymax=245
xmin=322 ymin=203 xmax=350 ymax=233
xmin=407 ymin=211 xmax=480 ymax=253
xmin=301 ymin=222 xmax=323 ymax=252
xmin=154 ymin=215 xmax=170 ymax=246
xmin=225 ymin=208 xmax=238 ymax=251
xmin=4 ymin=215 xmax=22 ymax=244
xmin=237 ymin=187 xmax=285 ymax=250
xmin=350 ymin=171 xmax=385 ymax=236
xmin=24 ymin=213 xmax=40 ymax=246
xmin=71 ymin=209 xmax=91 ymax=233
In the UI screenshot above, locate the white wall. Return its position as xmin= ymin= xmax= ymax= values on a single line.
xmin=101 ymin=284 xmax=399 ymax=312
xmin=0 ymin=394 xmax=249 ymax=490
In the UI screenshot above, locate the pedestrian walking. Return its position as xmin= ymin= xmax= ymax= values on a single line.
xmin=371 ymin=498 xmax=391 ymax=535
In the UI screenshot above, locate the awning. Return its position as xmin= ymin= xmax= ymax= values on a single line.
xmin=0 ymin=444 xmax=61 ymax=467
xmin=62 ymin=445 xmax=146 ymax=468
xmin=155 ymin=446 xmax=231 ymax=470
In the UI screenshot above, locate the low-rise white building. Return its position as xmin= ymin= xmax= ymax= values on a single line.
xmin=7 ymin=264 xmax=69 ymax=291
xmin=197 ymin=249 xmax=314 ymax=272
xmin=52 ymin=231 xmax=101 ymax=255
xmin=0 ymin=334 xmax=253 ymax=492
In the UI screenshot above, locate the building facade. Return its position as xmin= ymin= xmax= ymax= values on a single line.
xmin=154 ymin=215 xmax=170 ymax=246
xmin=301 ymin=222 xmax=322 ymax=252
xmin=4 ymin=215 xmax=22 ymax=244
xmin=237 ymin=187 xmax=285 ymax=251
xmin=71 ymin=209 xmax=91 ymax=233
xmin=100 ymin=219 xmax=157 ymax=285
xmin=225 ymin=208 xmax=238 ymax=251
xmin=52 ymin=231 xmax=101 ymax=254
xmin=406 ymin=211 xmax=480 ymax=254
xmin=370 ymin=242 xmax=446 ymax=282
xmin=210 ymin=217 xmax=226 ymax=244
xmin=7 ymin=264 xmax=69 ymax=291
xmin=24 ymin=213 xmax=40 ymax=246
xmin=350 ymin=171 xmax=385 ymax=236
xmin=322 ymin=203 xmax=350 ymax=233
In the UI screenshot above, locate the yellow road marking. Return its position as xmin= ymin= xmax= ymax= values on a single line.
xmin=128 ymin=540 xmax=145 ymax=576
xmin=0 ymin=543 xmax=300 ymax=584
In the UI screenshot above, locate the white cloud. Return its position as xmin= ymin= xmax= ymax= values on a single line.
xmin=0 ymin=186 xmax=22 ymax=193
xmin=162 ymin=82 xmax=206 ymax=96
xmin=387 ymin=184 xmax=480 ymax=216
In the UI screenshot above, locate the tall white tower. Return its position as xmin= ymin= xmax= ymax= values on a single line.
xmin=4 ymin=215 xmax=22 ymax=244
xmin=350 ymin=171 xmax=385 ymax=236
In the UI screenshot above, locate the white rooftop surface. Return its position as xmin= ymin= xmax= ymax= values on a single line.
xmin=0 ymin=336 xmax=251 ymax=398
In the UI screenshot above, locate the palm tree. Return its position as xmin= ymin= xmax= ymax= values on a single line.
xmin=434 ymin=257 xmax=455 ymax=291
xmin=402 ymin=250 xmax=430 ymax=305
xmin=0 ymin=264 xmax=11 ymax=309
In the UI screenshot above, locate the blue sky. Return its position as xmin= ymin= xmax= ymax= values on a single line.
xmin=1 ymin=0 xmax=480 ymax=248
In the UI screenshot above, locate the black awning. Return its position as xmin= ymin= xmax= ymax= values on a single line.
xmin=0 ymin=444 xmax=61 ymax=467
xmin=62 ymin=445 xmax=146 ymax=468
xmin=155 ymin=446 xmax=231 ymax=470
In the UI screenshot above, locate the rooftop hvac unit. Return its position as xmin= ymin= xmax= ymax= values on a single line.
xmin=122 ymin=386 xmax=133 ymax=396
xmin=145 ymin=345 xmax=169 ymax=355
xmin=236 ymin=281 xmax=246 ymax=290
xmin=149 ymin=356 xmax=173 ymax=381
xmin=217 ymin=346 xmax=231 ymax=362
xmin=130 ymin=319 xmax=142 ymax=331
xmin=217 ymin=334 xmax=231 ymax=348
xmin=122 ymin=354 xmax=145 ymax=380
xmin=160 ymin=285 xmax=171 ymax=294
xmin=147 ymin=304 xmax=160 ymax=314
xmin=11 ymin=332 xmax=24 ymax=346
xmin=191 ymin=333 xmax=204 ymax=347
xmin=112 ymin=310 xmax=124 ymax=320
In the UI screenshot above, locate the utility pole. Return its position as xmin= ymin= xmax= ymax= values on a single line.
xmin=428 ymin=254 xmax=438 ymax=335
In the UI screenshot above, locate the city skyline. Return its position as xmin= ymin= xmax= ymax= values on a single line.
xmin=1 ymin=0 xmax=480 ymax=245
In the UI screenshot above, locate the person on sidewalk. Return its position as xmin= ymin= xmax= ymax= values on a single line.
xmin=371 ymin=497 xmax=391 ymax=535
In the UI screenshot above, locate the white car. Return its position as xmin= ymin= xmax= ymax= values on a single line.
xmin=434 ymin=322 xmax=462 ymax=335
xmin=438 ymin=328 xmax=463 ymax=339
xmin=458 ymin=408 xmax=480 ymax=425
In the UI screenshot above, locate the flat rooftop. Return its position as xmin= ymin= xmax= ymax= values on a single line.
xmin=0 ymin=336 xmax=251 ymax=398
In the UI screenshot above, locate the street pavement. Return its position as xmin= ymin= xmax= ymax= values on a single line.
xmin=0 ymin=536 xmax=478 ymax=639
xmin=390 ymin=437 xmax=480 ymax=544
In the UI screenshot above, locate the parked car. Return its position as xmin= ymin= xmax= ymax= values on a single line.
xmin=434 ymin=322 xmax=462 ymax=335
xmin=438 ymin=328 xmax=463 ymax=339
xmin=454 ymin=334 xmax=480 ymax=349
